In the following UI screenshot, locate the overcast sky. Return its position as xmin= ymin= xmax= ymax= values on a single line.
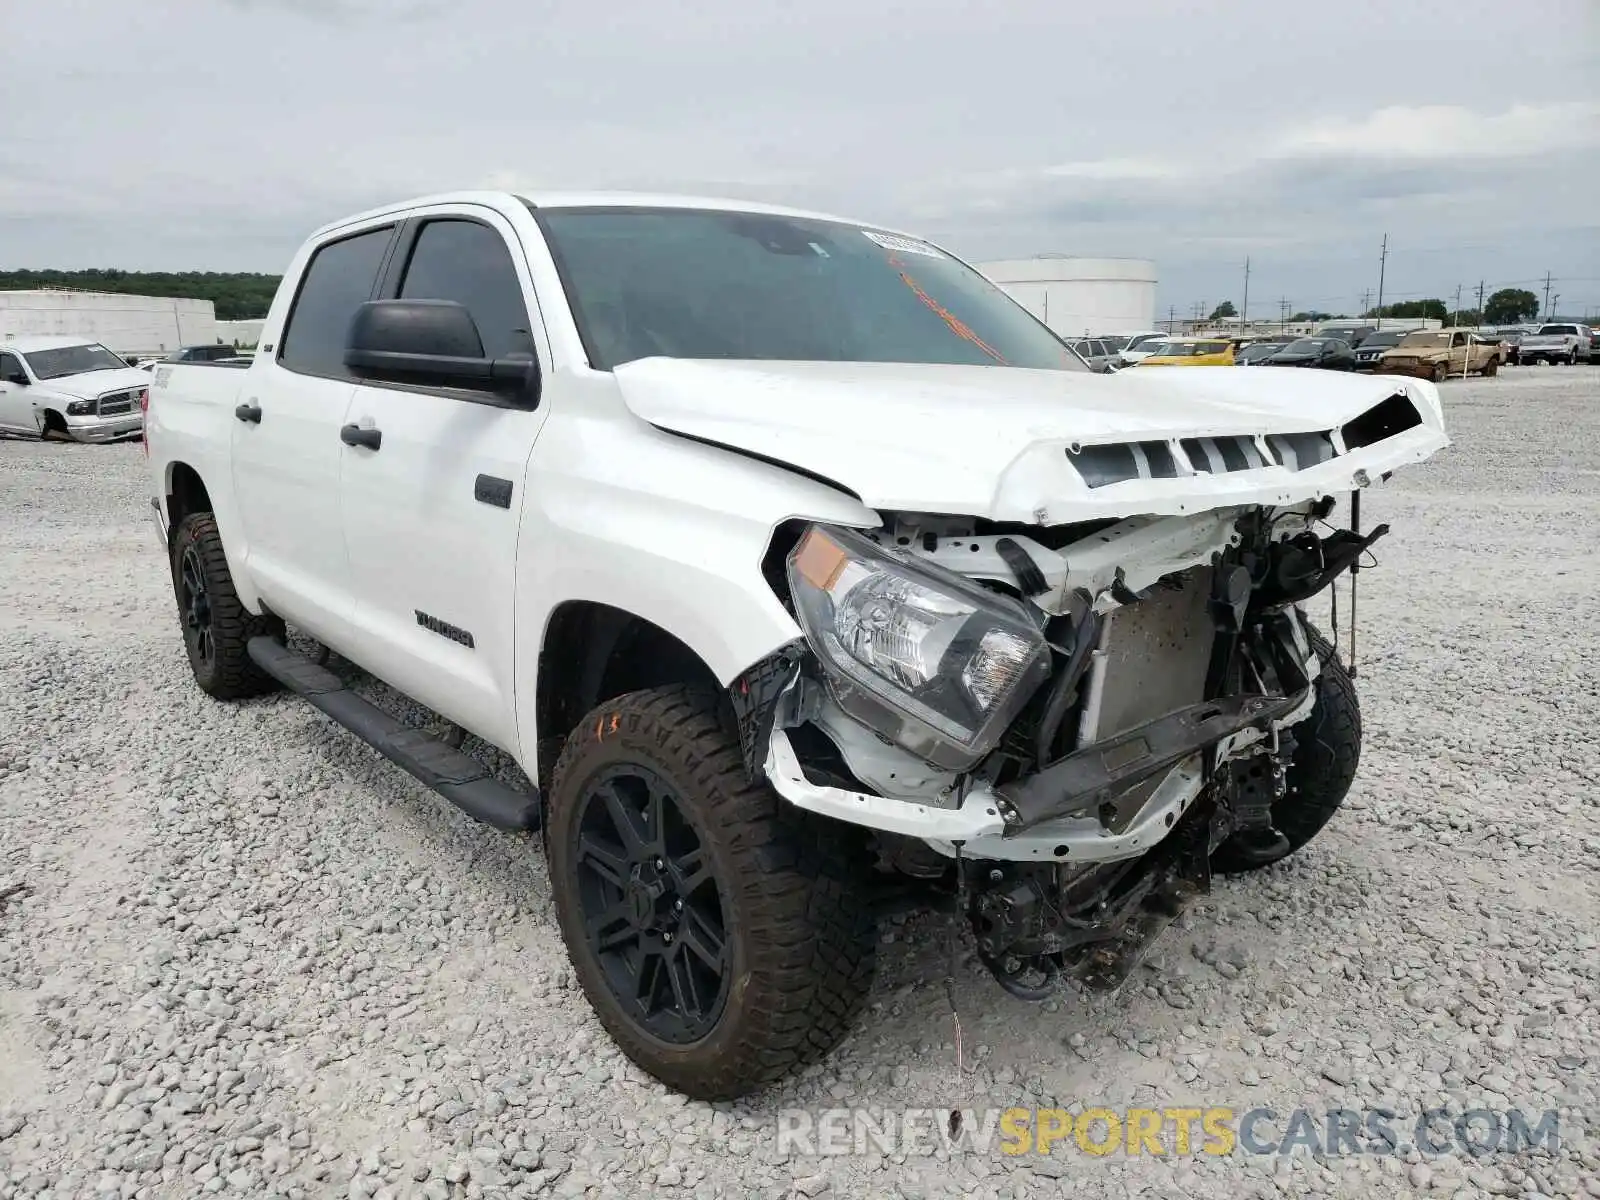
xmin=5 ymin=0 xmax=1597 ymax=319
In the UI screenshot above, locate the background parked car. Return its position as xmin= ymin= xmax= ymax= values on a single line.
xmin=1067 ymin=338 xmax=1120 ymax=371
xmin=1518 ymin=323 xmax=1593 ymax=365
xmin=1352 ymin=329 xmax=1406 ymax=370
xmin=165 ymin=344 xmax=242 ymax=364
xmin=0 ymin=337 xmax=148 ymax=442
xmin=1265 ymin=337 xmax=1356 ymax=370
xmin=1374 ymin=328 xmax=1500 ymax=381
xmin=1134 ymin=338 xmax=1235 ymax=366
xmin=1234 ymin=339 xmax=1292 ymax=365
xmin=1313 ymin=321 xmax=1377 ymax=347
xmin=1118 ymin=331 xmax=1174 ymax=366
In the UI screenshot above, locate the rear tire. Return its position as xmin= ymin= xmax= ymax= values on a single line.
xmin=169 ymin=513 xmax=282 ymax=699
xmin=546 ymin=686 xmax=877 ymax=1100
xmin=1212 ymin=628 xmax=1360 ymax=874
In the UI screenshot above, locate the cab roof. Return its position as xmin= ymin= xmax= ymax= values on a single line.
xmin=311 ymin=189 xmax=918 ymax=243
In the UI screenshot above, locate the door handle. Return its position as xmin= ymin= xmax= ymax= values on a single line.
xmin=340 ymin=423 xmax=382 ymax=451
xmin=234 ymin=402 xmax=262 ymax=424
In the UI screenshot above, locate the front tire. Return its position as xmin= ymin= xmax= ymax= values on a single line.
xmin=546 ymin=686 xmax=877 ymax=1100
xmin=1213 ymin=629 xmax=1361 ymax=874
xmin=1483 ymin=357 xmax=1499 ymax=377
xmin=1432 ymin=361 xmax=1449 ymax=382
xmin=169 ymin=513 xmax=282 ymax=699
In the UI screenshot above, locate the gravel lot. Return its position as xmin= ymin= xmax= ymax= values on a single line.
xmin=1 ymin=367 xmax=1597 ymax=1200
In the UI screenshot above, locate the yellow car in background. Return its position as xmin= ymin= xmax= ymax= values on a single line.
xmin=1134 ymin=338 xmax=1236 ymax=366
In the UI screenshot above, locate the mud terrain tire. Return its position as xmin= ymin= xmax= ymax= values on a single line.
xmin=1213 ymin=628 xmax=1360 ymax=873
xmin=169 ymin=513 xmax=282 ymax=699
xmin=546 ymin=685 xmax=877 ymax=1100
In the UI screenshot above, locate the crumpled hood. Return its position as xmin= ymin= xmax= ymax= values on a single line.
xmin=614 ymin=358 xmax=1450 ymax=522
xmin=33 ymin=367 xmax=150 ymax=400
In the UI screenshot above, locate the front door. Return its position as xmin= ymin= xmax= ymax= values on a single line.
xmin=338 ymin=210 xmax=551 ymax=754
xmin=229 ymin=222 xmax=398 ymax=649
xmin=0 ymin=352 xmax=41 ymax=434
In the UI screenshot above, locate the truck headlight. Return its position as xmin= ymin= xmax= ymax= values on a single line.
xmin=66 ymin=400 xmax=95 ymax=416
xmin=786 ymin=525 xmax=1050 ymax=770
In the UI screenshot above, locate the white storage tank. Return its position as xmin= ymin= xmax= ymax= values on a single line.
xmin=975 ymin=256 xmax=1157 ymax=339
xmin=0 ymin=290 xmax=218 ymax=357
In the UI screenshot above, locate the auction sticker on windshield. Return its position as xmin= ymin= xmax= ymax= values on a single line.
xmin=861 ymin=230 xmax=943 ymax=258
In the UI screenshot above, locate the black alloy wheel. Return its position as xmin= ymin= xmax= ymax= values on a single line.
xmin=572 ymin=764 xmax=729 ymax=1044
xmin=178 ymin=544 xmax=214 ymax=669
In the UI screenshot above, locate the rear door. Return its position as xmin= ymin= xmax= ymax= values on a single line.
xmin=230 ymin=220 xmax=399 ymax=649
xmin=337 ymin=206 xmax=551 ymax=753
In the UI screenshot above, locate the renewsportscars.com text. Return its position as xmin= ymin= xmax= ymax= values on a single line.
xmin=775 ymin=1106 xmax=1567 ymax=1159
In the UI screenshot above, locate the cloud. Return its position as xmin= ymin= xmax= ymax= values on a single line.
xmin=1276 ymin=102 xmax=1600 ymax=161
xmin=3 ymin=0 xmax=1596 ymax=317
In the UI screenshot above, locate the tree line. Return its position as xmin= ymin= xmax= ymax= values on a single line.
xmin=0 ymin=269 xmax=281 ymax=321
xmin=1208 ymin=288 xmax=1546 ymax=328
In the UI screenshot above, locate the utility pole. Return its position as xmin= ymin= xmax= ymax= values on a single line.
xmin=1542 ymin=272 xmax=1553 ymax=320
xmin=1278 ymin=298 xmax=1289 ymax=331
xmin=1551 ymin=294 xmax=1560 ymax=321
xmin=1240 ymin=257 xmax=1250 ymax=333
xmin=1475 ymin=280 xmax=1485 ymax=326
xmin=1167 ymin=305 xmax=1176 ymax=334
xmin=1374 ymin=234 xmax=1388 ymax=331
xmin=1360 ymin=289 xmax=1373 ymax=317
xmin=1453 ymin=285 xmax=1463 ymax=327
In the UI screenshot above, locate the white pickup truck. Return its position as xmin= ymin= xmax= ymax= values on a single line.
xmin=147 ymin=191 xmax=1449 ymax=1099
xmin=0 ymin=337 xmax=148 ymax=442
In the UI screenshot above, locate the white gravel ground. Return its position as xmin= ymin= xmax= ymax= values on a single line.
xmin=1 ymin=367 xmax=1597 ymax=1200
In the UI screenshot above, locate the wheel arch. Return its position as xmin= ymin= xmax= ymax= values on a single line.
xmin=164 ymin=461 xmax=214 ymax=540
xmin=534 ymin=600 xmax=725 ymax=785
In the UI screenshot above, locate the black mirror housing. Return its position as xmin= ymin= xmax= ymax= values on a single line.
xmin=343 ymin=299 xmax=541 ymax=406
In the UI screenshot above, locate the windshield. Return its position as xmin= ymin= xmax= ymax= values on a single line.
xmin=1362 ymin=332 xmax=1403 ymax=348
xmin=534 ymin=207 xmax=1087 ymax=372
xmin=1125 ymin=334 xmax=1167 ymax=351
xmin=1240 ymin=343 xmax=1282 ymax=358
xmin=1399 ymin=332 xmax=1450 ymax=349
xmin=1537 ymin=325 xmax=1579 ymax=336
xmin=20 ymin=343 xmax=127 ymax=380
xmin=1283 ymin=339 xmax=1327 ymax=353
xmin=1099 ymin=335 xmax=1130 ymax=353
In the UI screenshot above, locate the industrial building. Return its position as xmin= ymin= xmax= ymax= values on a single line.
xmin=976 ymin=256 xmax=1158 ymax=339
xmin=0 ymin=290 xmax=218 ymax=358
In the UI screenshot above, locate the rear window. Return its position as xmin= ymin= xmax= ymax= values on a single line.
xmin=279 ymin=226 xmax=395 ymax=378
xmin=1537 ymin=325 xmax=1579 ymax=336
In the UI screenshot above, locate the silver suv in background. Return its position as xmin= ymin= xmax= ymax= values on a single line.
xmin=1068 ymin=337 xmax=1120 ymax=372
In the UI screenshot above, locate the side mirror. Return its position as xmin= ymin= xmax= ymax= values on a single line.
xmin=344 ymin=299 xmax=541 ymax=406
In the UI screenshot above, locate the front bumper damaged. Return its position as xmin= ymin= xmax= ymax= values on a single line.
xmin=755 ymin=657 xmax=1317 ymax=863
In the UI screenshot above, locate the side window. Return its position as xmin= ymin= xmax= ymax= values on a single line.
xmin=1089 ymin=340 xmax=1107 ymax=357
xmin=0 ymin=352 xmax=22 ymax=380
xmin=398 ymin=219 xmax=534 ymax=359
xmin=279 ymin=226 xmax=395 ymax=378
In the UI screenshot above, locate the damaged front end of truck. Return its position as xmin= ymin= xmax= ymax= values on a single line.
xmin=731 ymin=381 xmax=1449 ymax=999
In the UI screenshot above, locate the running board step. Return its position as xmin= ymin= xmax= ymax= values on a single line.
xmin=247 ymin=637 xmax=539 ymax=831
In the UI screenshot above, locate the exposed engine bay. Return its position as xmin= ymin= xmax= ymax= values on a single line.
xmin=737 ymin=492 xmax=1388 ymax=998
